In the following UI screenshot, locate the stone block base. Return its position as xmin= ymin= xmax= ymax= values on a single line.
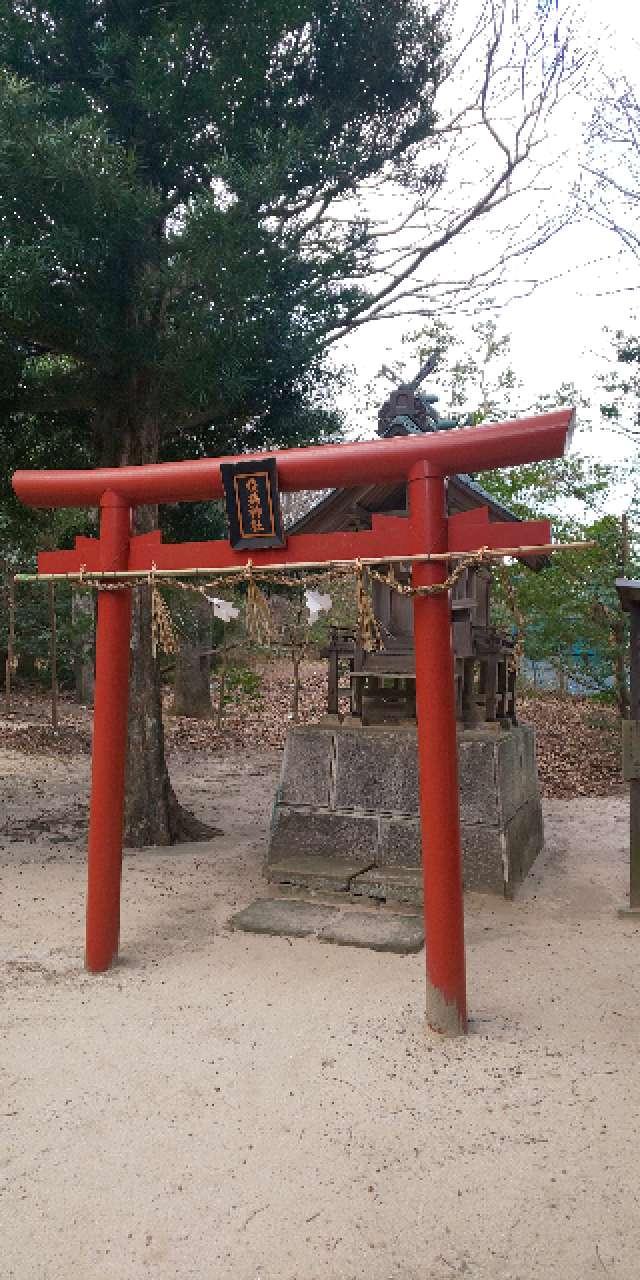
xmin=267 ymin=723 xmax=544 ymax=899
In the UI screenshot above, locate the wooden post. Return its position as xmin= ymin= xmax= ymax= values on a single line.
xmin=629 ymin=603 xmax=640 ymax=908
xmin=508 ymin=660 xmax=517 ymax=724
xmin=291 ymin=645 xmax=301 ymax=723
xmin=85 ymin=492 xmax=132 ymax=972
xmin=483 ymin=656 xmax=498 ymax=722
xmin=461 ymin=657 xmax=480 ymax=727
xmin=327 ymin=647 xmax=339 ymax=716
xmin=352 ymin=636 xmax=364 ymax=718
xmin=5 ymin=573 xmax=15 ymax=716
xmin=615 ymin=579 xmax=640 ymax=915
xmin=72 ymin=588 xmax=95 ymax=706
xmin=408 ymin=460 xmax=467 ymax=1036
xmin=216 ymin=631 xmax=227 ymax=731
xmin=49 ymin=581 xmax=58 ymax=731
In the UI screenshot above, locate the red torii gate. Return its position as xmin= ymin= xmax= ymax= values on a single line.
xmin=13 ymin=408 xmax=574 ymax=1035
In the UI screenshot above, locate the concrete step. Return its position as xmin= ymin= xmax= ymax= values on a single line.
xmin=266 ymin=853 xmax=424 ymax=909
xmin=351 ymin=866 xmax=423 ymax=906
xmin=266 ymin=854 xmax=374 ymax=894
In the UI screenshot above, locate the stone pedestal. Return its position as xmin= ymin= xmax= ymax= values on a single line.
xmin=266 ymin=723 xmax=543 ymax=901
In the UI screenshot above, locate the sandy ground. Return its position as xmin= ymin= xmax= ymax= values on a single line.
xmin=1 ymin=742 xmax=640 ymax=1280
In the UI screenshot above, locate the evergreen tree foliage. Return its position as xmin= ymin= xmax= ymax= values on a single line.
xmin=600 ymin=328 xmax=640 ymax=441
xmin=0 ymin=2 xmax=445 ymax=464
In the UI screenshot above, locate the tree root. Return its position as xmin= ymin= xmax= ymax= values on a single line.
xmin=167 ymin=790 xmax=223 ymax=843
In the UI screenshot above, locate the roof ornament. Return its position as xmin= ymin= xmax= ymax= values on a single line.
xmin=377 ymin=347 xmax=459 ymax=438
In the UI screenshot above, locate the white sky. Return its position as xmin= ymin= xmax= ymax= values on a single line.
xmin=331 ymin=0 xmax=640 ymax=488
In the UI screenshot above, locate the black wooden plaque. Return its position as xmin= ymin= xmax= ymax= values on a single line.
xmin=220 ymin=457 xmax=286 ymax=550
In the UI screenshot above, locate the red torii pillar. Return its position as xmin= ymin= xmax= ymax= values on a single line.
xmin=13 ymin=409 xmax=574 ymax=1035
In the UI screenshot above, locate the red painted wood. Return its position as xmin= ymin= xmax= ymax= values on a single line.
xmin=128 ymin=515 xmax=416 ymax=571
xmin=38 ymin=509 xmax=554 ymax=576
xmin=447 ymin=506 xmax=552 ymax=552
xmin=84 ymin=493 xmax=132 ymax=973
xmin=409 ymin=462 xmax=467 ymax=1035
xmin=15 ymin=410 xmax=574 ymax=509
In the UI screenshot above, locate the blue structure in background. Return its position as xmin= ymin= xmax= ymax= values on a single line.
xmin=523 ymin=644 xmax=612 ymax=695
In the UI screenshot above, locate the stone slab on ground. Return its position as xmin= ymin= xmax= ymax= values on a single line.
xmin=317 ymin=911 xmax=425 ymax=954
xmin=229 ymin=895 xmax=424 ymax=953
xmin=266 ymin=854 xmax=374 ymax=893
xmin=229 ymin=898 xmax=338 ymax=938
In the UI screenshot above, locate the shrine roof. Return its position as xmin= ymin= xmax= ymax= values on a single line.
xmin=284 ymin=472 xmax=518 ymax=533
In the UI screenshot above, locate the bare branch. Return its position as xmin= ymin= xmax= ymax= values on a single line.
xmin=580 ymin=71 xmax=640 ymax=260
xmin=263 ymin=0 xmax=587 ymax=346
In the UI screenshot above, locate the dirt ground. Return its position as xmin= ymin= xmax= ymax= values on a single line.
xmin=2 ymin=733 xmax=640 ymax=1279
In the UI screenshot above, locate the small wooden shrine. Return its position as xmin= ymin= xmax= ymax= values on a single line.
xmin=289 ymin=383 xmax=542 ymax=728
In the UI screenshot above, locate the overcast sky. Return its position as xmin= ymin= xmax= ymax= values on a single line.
xmin=333 ymin=0 xmax=640 ymax=478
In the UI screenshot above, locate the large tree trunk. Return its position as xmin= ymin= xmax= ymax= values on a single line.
xmin=171 ymin=642 xmax=214 ymax=718
xmin=94 ymin=405 xmax=220 ymax=845
xmin=170 ymin=595 xmax=214 ymax=719
xmin=125 ymin=582 xmax=218 ymax=843
xmin=72 ymin=589 xmax=95 ymax=706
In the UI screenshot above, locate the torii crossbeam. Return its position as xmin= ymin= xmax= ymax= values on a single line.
xmin=13 ymin=409 xmax=574 ymax=1035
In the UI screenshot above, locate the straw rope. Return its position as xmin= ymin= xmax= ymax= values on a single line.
xmin=10 ymin=540 xmax=595 ymax=651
